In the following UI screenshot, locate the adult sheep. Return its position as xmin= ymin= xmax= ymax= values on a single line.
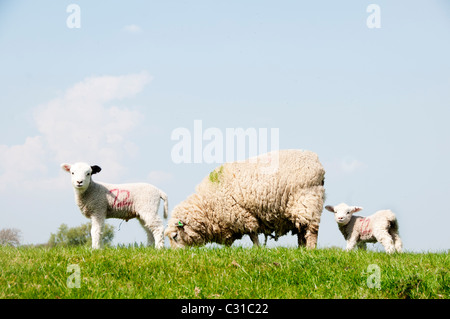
xmin=61 ymin=162 xmax=168 ymax=249
xmin=165 ymin=149 xmax=325 ymax=248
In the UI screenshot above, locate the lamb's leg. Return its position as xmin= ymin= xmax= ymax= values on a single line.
xmin=376 ymin=230 xmax=395 ymax=254
xmin=138 ymin=218 xmax=155 ymax=247
xmin=90 ymin=215 xmax=105 ymax=249
xmin=390 ymin=229 xmax=403 ymax=253
xmin=152 ymin=225 xmax=165 ymax=249
xmin=138 ymin=213 xmax=165 ymax=249
xmin=346 ymin=235 xmax=359 ymax=251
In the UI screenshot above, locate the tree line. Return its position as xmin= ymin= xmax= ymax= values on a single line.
xmin=0 ymin=223 xmax=114 ymax=247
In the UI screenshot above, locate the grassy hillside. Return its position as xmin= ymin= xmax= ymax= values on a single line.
xmin=0 ymin=246 xmax=448 ymax=299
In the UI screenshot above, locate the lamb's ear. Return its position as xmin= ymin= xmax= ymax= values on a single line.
xmin=325 ymin=205 xmax=335 ymax=213
xmin=91 ymin=165 xmax=102 ymax=174
xmin=61 ymin=163 xmax=71 ymax=173
xmin=351 ymin=206 xmax=363 ymax=213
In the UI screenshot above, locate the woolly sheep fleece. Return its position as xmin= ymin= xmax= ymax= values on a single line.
xmin=165 ymin=149 xmax=326 ymax=248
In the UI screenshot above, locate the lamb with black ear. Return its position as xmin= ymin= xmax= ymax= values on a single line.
xmin=325 ymin=203 xmax=402 ymax=253
xmin=91 ymin=165 xmax=101 ymax=175
xmin=61 ymin=162 xmax=168 ymax=249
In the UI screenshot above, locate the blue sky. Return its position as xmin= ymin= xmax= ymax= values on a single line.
xmin=1 ymin=1 xmax=449 ymax=251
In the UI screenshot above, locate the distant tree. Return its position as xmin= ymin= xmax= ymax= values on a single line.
xmin=48 ymin=222 xmax=114 ymax=247
xmin=0 ymin=228 xmax=22 ymax=247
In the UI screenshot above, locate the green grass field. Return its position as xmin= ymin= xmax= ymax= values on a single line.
xmin=0 ymin=246 xmax=448 ymax=299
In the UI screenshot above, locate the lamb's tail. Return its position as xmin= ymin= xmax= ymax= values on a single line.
xmin=391 ymin=217 xmax=399 ymax=229
xmin=385 ymin=210 xmax=398 ymax=230
xmin=160 ymin=191 xmax=168 ymax=219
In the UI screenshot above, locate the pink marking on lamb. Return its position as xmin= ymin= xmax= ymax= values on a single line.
xmin=360 ymin=217 xmax=371 ymax=236
xmin=109 ymin=189 xmax=133 ymax=208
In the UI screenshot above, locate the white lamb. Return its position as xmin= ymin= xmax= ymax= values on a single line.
xmin=325 ymin=203 xmax=402 ymax=253
xmin=61 ymin=162 xmax=168 ymax=249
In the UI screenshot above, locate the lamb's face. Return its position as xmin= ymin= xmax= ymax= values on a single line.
xmin=61 ymin=162 xmax=102 ymax=191
xmin=325 ymin=203 xmax=363 ymax=225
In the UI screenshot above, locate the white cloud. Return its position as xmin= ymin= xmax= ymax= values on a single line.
xmin=0 ymin=136 xmax=47 ymax=190
xmin=323 ymin=156 xmax=367 ymax=177
xmin=123 ymin=24 xmax=142 ymax=33
xmin=0 ymin=72 xmax=151 ymax=190
xmin=147 ymin=170 xmax=174 ymax=186
xmin=340 ymin=157 xmax=366 ymax=173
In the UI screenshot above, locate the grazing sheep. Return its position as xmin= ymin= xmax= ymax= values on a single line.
xmin=61 ymin=162 xmax=168 ymax=249
xmin=325 ymin=203 xmax=402 ymax=253
xmin=165 ymin=149 xmax=326 ymax=248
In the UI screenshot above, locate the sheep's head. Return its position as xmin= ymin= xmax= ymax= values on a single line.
xmin=325 ymin=203 xmax=363 ymax=225
xmin=165 ymin=220 xmax=188 ymax=248
xmin=61 ymin=162 xmax=101 ymax=191
xmin=164 ymin=218 xmax=206 ymax=248
xmin=164 ymin=197 xmax=208 ymax=248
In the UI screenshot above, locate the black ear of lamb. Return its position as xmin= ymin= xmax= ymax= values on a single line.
xmin=91 ymin=165 xmax=102 ymax=174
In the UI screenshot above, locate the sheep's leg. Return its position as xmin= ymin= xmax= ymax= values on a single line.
xmin=296 ymin=227 xmax=306 ymax=247
xmin=151 ymin=225 xmax=165 ymax=249
xmin=390 ymin=229 xmax=403 ymax=253
xmin=288 ymin=191 xmax=323 ymax=249
xmin=138 ymin=218 xmax=155 ymax=247
xmin=90 ymin=214 xmax=105 ymax=249
xmin=376 ymin=230 xmax=395 ymax=254
xmin=249 ymin=233 xmax=260 ymax=247
xmin=394 ymin=235 xmax=403 ymax=253
xmin=346 ymin=236 xmax=358 ymax=251
xmin=138 ymin=214 xmax=165 ymax=249
xmin=295 ymin=223 xmax=319 ymax=248
xmin=304 ymin=226 xmax=318 ymax=249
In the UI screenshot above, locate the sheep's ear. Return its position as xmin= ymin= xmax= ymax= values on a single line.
xmin=91 ymin=165 xmax=102 ymax=174
xmin=61 ymin=163 xmax=71 ymax=173
xmin=325 ymin=205 xmax=335 ymax=213
xmin=351 ymin=206 xmax=363 ymax=213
